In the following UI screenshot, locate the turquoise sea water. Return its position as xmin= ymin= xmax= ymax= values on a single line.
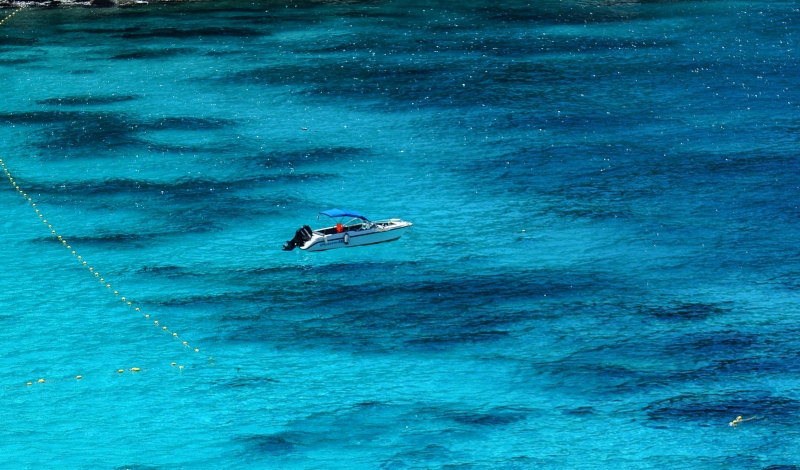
xmin=1 ymin=1 xmax=799 ymax=467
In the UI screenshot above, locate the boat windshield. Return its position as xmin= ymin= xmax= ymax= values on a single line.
xmin=312 ymin=217 xmax=373 ymax=234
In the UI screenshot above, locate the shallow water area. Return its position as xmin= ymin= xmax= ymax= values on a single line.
xmin=1 ymin=0 xmax=799 ymax=468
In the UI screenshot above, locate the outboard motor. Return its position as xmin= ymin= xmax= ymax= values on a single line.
xmin=282 ymin=225 xmax=313 ymax=251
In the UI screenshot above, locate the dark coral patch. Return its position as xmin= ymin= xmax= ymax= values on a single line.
xmin=648 ymin=302 xmax=728 ymax=321
xmin=111 ymin=48 xmax=194 ymax=60
xmin=118 ymin=27 xmax=263 ymax=39
xmin=36 ymin=95 xmax=138 ymax=106
xmin=646 ymin=391 xmax=800 ymax=425
xmin=239 ymin=432 xmax=308 ymax=455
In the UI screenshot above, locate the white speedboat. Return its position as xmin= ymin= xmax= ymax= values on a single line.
xmin=282 ymin=209 xmax=412 ymax=252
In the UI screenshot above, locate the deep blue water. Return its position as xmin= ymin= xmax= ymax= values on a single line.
xmin=0 ymin=0 xmax=799 ymax=467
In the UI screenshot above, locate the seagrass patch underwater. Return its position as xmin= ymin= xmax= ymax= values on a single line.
xmin=1 ymin=0 xmax=799 ymax=468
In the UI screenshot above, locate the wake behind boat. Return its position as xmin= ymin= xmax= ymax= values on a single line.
xmin=283 ymin=209 xmax=412 ymax=252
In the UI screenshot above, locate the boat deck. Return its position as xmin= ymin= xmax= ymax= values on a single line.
xmin=315 ymin=223 xmax=365 ymax=236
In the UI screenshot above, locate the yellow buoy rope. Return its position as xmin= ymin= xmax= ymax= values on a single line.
xmin=0 ymin=9 xmax=214 ymax=389
xmin=0 ymin=8 xmax=215 ymax=392
xmin=1 ymin=160 xmax=212 ymax=363
xmin=0 ymin=7 xmax=23 ymax=25
xmin=5 ymin=364 xmax=194 ymax=390
xmin=729 ymin=415 xmax=758 ymax=427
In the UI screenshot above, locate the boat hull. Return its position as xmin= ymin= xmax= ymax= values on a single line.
xmin=301 ymin=222 xmax=411 ymax=252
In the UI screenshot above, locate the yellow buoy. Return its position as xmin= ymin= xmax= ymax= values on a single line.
xmin=37 ymin=379 xmax=44 ymax=383
xmin=179 ymin=365 xmax=184 ymax=369
xmin=154 ymin=321 xmax=159 ymax=325
xmin=194 ymin=349 xmax=199 ymax=352
xmin=76 ymin=375 xmax=82 ymax=380
xmin=114 ymin=291 xmax=118 ymax=295
xmin=162 ymin=326 xmax=167 ymax=330
xmin=172 ymin=333 xmax=178 ymax=337
xmin=182 ymin=341 xmax=188 ymax=345
xmin=26 ymin=382 xmax=32 ymax=386
xmin=131 ymin=367 xmax=140 ymax=372
xmin=118 ymin=369 xmax=124 ymax=373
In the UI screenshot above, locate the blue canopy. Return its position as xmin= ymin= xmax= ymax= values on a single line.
xmin=319 ymin=208 xmax=369 ymax=221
